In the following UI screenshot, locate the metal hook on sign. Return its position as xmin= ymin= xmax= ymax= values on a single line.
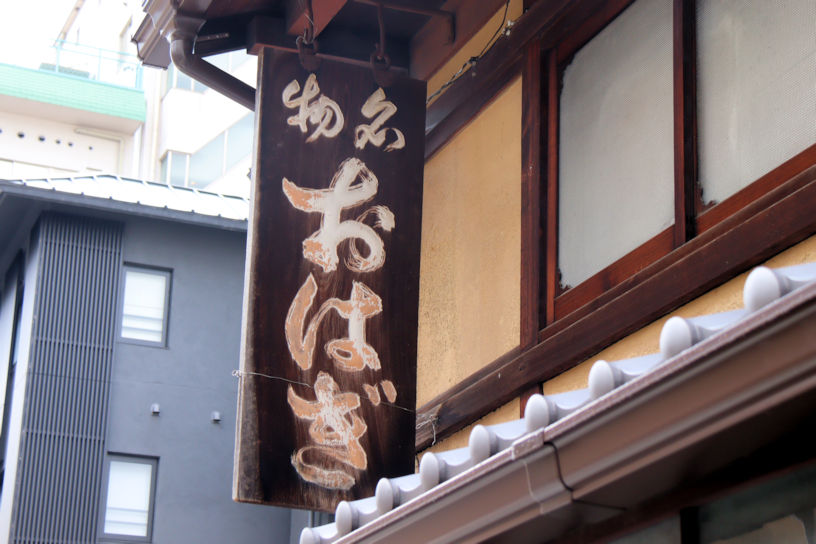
xmin=297 ymin=0 xmax=321 ymax=71
xmin=370 ymin=2 xmax=395 ymax=87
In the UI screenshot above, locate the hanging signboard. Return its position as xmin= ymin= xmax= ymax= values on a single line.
xmin=234 ymin=49 xmax=425 ymax=511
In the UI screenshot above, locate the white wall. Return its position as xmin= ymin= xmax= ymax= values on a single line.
xmin=0 ymin=111 xmax=133 ymax=176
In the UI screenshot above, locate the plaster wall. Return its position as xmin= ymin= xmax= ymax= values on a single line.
xmin=417 ymin=76 xmax=521 ymax=407
xmin=0 ymin=111 xmax=126 ymax=175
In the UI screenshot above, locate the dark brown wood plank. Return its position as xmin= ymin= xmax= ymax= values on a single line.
xmin=410 ymin=0 xmax=507 ymax=81
xmin=285 ymin=0 xmax=347 ymax=37
xmin=555 ymin=0 xmax=635 ymax=65
xmin=248 ymin=16 xmax=411 ymax=70
xmin=544 ymin=48 xmax=558 ymax=325
xmin=520 ymin=37 xmax=544 ymax=414
xmin=236 ymin=50 xmax=426 ymax=509
xmin=554 ymin=227 xmax=674 ymax=320
xmin=520 ymin=38 xmax=543 ymax=347
xmin=416 ymin=162 xmax=816 ymax=450
xmin=673 ymin=0 xmax=697 ymax=247
xmin=424 ymin=0 xmax=578 ymax=159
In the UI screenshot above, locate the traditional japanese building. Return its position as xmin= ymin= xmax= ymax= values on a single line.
xmin=133 ymin=0 xmax=816 ymax=542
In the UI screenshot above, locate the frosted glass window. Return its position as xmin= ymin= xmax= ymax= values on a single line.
xmin=697 ymin=0 xmax=816 ymax=206
xmin=103 ymin=458 xmax=156 ymax=538
xmin=558 ymin=0 xmax=674 ymax=288
xmin=121 ymin=267 xmax=170 ymax=345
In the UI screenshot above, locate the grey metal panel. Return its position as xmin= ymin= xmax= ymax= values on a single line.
xmin=12 ymin=213 xmax=122 ymax=544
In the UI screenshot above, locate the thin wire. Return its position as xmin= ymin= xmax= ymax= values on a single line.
xmin=426 ymin=0 xmax=511 ymax=105
xmin=302 ymin=0 xmax=315 ymax=44
xmin=233 ymin=369 xmax=312 ymax=388
xmin=233 ymin=369 xmax=417 ymax=413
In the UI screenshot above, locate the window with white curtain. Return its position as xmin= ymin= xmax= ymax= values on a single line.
xmin=120 ymin=266 xmax=170 ymax=346
xmin=101 ymin=456 xmax=157 ymax=540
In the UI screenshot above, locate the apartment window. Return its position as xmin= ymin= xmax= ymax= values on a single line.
xmin=159 ymin=151 xmax=189 ymax=187
xmin=120 ymin=266 xmax=170 ymax=346
xmin=100 ymin=455 xmax=157 ymax=541
xmin=159 ymin=114 xmax=253 ymax=189
xmin=163 ymin=52 xmax=249 ymax=95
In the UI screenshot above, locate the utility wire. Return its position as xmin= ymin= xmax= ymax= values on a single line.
xmin=426 ymin=0 xmax=511 ymax=105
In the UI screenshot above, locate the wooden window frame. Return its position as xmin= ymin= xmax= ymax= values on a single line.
xmin=416 ymin=0 xmax=816 ymax=450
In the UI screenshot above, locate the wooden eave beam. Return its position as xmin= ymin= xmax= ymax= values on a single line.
xmin=285 ymin=0 xmax=347 ymax=38
xmin=410 ymin=0 xmax=506 ymax=81
xmin=247 ymin=15 xmax=410 ymax=70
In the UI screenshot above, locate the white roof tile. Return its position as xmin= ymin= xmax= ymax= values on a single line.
xmin=302 ymin=261 xmax=816 ymax=544
xmin=0 ymin=174 xmax=250 ymax=224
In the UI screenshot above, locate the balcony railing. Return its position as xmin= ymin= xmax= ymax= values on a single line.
xmin=39 ymin=41 xmax=143 ymax=89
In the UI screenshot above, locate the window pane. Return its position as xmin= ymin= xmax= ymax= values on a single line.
xmin=104 ymin=460 xmax=152 ymax=537
xmin=169 ymin=152 xmax=187 ymax=187
xmin=189 ymin=133 xmax=225 ymax=188
xmin=176 ymin=69 xmax=193 ymax=91
xmin=164 ymin=63 xmax=174 ymax=94
xmin=121 ymin=269 xmax=167 ymax=343
xmin=208 ymin=51 xmax=231 ymax=72
xmin=226 ymin=114 xmax=253 ymax=171
xmin=159 ymin=154 xmax=168 ymax=184
xmin=558 ymin=0 xmax=674 ymax=288
xmin=697 ymin=0 xmax=816 ymax=206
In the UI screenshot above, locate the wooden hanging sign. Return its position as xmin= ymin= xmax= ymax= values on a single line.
xmin=234 ymin=49 xmax=425 ymax=511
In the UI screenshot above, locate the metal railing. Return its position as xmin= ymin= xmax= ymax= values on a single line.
xmin=39 ymin=40 xmax=143 ymax=89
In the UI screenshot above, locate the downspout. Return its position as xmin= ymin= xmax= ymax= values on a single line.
xmin=169 ymin=35 xmax=256 ymax=111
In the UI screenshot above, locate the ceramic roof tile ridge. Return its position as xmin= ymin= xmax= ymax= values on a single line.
xmin=301 ymin=261 xmax=816 ymax=544
xmin=0 ymin=174 xmax=250 ymax=225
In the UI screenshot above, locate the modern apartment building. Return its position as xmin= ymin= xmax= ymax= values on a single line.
xmin=0 ymin=176 xmax=299 ymax=542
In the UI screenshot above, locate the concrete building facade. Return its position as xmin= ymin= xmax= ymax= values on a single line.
xmin=0 ymin=178 xmax=298 ymax=542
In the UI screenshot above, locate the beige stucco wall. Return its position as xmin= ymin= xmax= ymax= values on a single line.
xmin=416 ymin=76 xmax=521 ymax=407
xmin=426 ymin=0 xmax=524 ymax=103
xmin=543 ymin=234 xmax=816 ymax=394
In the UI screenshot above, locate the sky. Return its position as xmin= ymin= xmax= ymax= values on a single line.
xmin=0 ymin=0 xmax=81 ymax=68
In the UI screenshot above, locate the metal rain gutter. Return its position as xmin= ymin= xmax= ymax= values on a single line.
xmin=169 ymin=35 xmax=256 ymax=111
xmin=133 ymin=3 xmax=256 ymax=111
